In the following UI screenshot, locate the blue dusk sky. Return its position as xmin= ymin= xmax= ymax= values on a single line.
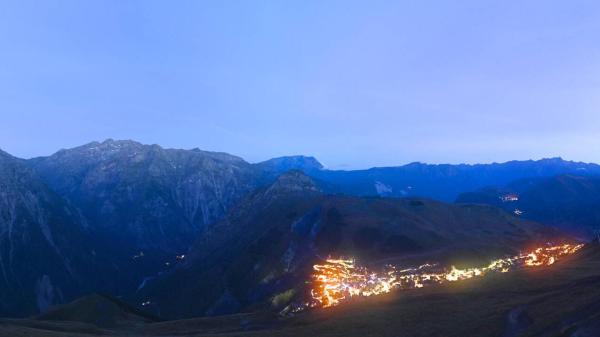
xmin=1 ymin=1 xmax=599 ymax=169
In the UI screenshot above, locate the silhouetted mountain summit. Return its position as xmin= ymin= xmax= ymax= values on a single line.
xmin=29 ymin=139 xmax=257 ymax=252
xmin=256 ymin=156 xmax=323 ymax=173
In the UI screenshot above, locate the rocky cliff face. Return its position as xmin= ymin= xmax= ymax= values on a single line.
xmin=29 ymin=139 xmax=259 ymax=252
xmin=0 ymin=150 xmax=102 ymax=316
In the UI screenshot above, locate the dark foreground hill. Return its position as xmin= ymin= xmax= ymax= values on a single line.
xmin=36 ymin=293 xmax=159 ymax=329
xmin=1 ymin=243 xmax=599 ymax=337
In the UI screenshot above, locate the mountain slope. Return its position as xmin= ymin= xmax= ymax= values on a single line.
xmin=29 ymin=139 xmax=259 ymax=252
xmin=137 ymin=172 xmax=558 ymax=319
xmin=28 ymin=143 xmax=328 ymax=252
xmin=457 ymin=174 xmax=600 ymax=236
xmin=0 ymin=149 xmax=104 ymax=317
xmin=24 ymin=141 xmax=337 ymax=306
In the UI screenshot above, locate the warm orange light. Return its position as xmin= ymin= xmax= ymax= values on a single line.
xmin=308 ymin=243 xmax=583 ymax=309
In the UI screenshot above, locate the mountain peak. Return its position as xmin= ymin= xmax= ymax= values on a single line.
xmin=538 ymin=157 xmax=565 ymax=163
xmin=0 ymin=149 xmax=30 ymax=176
xmin=256 ymin=155 xmax=324 ymax=174
xmin=100 ymin=138 xmax=141 ymax=146
xmin=265 ymin=170 xmax=321 ymax=196
xmin=50 ymin=139 xmax=146 ymax=157
xmin=94 ymin=138 xmax=145 ymax=150
xmin=0 ymin=148 xmax=15 ymax=161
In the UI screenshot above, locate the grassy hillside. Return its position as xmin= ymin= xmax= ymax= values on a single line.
xmin=136 ymin=172 xmax=559 ymax=319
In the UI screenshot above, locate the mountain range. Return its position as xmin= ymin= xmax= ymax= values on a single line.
xmin=1 ymin=139 xmax=599 ymax=318
xmin=311 ymin=157 xmax=600 ymax=201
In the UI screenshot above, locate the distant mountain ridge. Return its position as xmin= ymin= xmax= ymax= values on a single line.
xmin=310 ymin=157 xmax=600 ymax=201
xmin=26 ymin=140 xmax=600 ymax=205
xmin=26 ymin=140 xmax=597 ymax=253
xmin=456 ymin=174 xmax=600 ymax=237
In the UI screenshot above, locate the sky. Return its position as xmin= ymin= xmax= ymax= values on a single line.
xmin=1 ymin=1 xmax=599 ymax=169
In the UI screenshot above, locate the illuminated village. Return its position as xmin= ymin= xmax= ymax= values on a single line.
xmin=307 ymin=243 xmax=584 ymax=309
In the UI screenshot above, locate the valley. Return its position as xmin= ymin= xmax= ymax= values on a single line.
xmin=1 ymin=140 xmax=600 ymax=336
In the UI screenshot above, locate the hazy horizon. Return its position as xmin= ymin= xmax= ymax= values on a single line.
xmin=2 ymin=1 xmax=600 ymax=169
xmin=1 ymin=138 xmax=596 ymax=170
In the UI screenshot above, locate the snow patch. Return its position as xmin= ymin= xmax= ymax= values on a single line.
xmin=374 ymin=181 xmax=393 ymax=196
